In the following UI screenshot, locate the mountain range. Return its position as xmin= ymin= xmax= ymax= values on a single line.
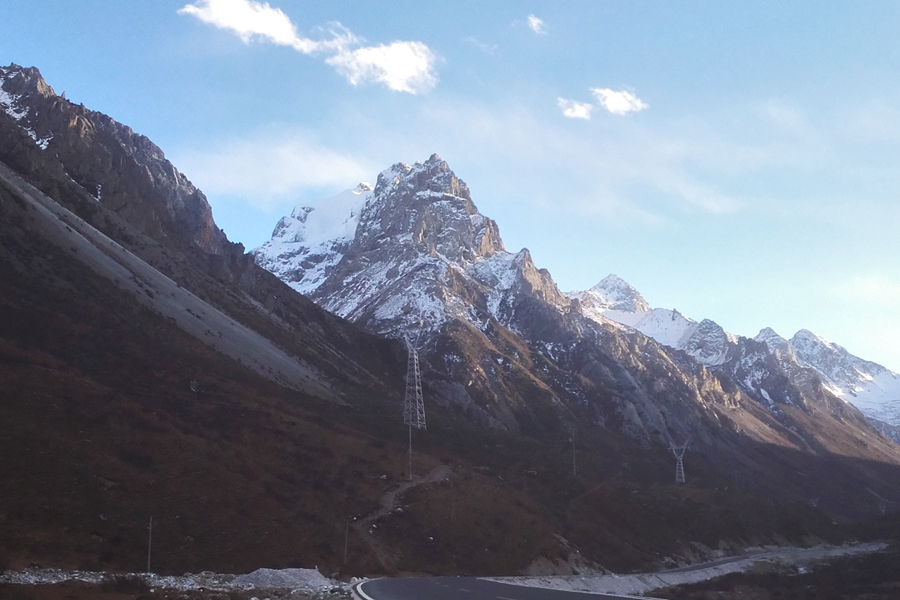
xmin=254 ymin=155 xmax=900 ymax=435
xmin=573 ymin=276 xmax=900 ymax=429
xmin=3 ymin=62 xmax=900 ymax=576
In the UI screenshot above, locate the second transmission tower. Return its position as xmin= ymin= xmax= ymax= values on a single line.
xmin=670 ymin=443 xmax=687 ymax=484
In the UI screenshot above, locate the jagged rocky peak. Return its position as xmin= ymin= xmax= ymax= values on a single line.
xmin=378 ymin=153 xmax=469 ymax=199
xmin=790 ymin=329 xmax=839 ymax=359
xmin=0 ymin=64 xmax=55 ymax=100
xmin=356 ymin=153 xmax=506 ymax=262
xmin=0 ymin=63 xmax=230 ymax=256
xmin=755 ymin=327 xmax=789 ymax=352
xmin=585 ymin=274 xmax=651 ymax=312
xmin=682 ymin=318 xmax=736 ymax=365
xmin=791 ymin=329 xmax=888 ymax=382
xmin=753 ymin=327 xmax=796 ymax=365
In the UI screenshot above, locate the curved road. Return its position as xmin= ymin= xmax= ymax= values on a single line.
xmin=355 ymin=577 xmax=643 ymax=600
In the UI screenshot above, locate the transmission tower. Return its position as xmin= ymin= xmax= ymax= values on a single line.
xmin=670 ymin=443 xmax=687 ymax=484
xmin=867 ymin=487 xmax=892 ymax=516
xmin=403 ymin=335 xmax=426 ymax=480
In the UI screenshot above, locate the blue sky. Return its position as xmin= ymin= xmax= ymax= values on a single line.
xmin=2 ymin=1 xmax=899 ymax=371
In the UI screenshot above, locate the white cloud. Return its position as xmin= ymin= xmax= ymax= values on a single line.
xmin=175 ymin=133 xmax=374 ymax=211
xmin=179 ymin=0 xmax=437 ymax=93
xmin=527 ymin=14 xmax=546 ymax=35
xmin=650 ymin=169 xmax=742 ymax=214
xmin=591 ymin=88 xmax=649 ymax=115
xmin=178 ymin=0 xmax=322 ymax=52
xmin=557 ymin=98 xmax=593 ymax=120
xmin=326 ymin=41 xmax=437 ymax=94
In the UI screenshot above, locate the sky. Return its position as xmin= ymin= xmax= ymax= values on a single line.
xmin=2 ymin=1 xmax=899 ymax=371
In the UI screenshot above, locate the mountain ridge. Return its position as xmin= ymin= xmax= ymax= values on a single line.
xmin=571 ymin=277 xmax=900 ymax=428
xmin=254 ymin=160 xmax=899 ymax=429
xmin=255 ymin=154 xmax=900 ymax=497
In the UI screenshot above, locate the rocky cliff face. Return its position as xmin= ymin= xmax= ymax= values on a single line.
xmin=0 ymin=63 xmax=404 ymax=407
xmin=0 ymin=64 xmax=230 ymax=255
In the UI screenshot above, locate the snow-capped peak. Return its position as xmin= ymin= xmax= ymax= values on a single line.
xmin=754 ymin=327 xmax=789 ymax=353
xmin=787 ymin=329 xmax=900 ymax=424
xmin=253 ymin=184 xmax=373 ymax=295
xmin=254 ymin=154 xmax=568 ymax=339
xmin=587 ymin=274 xmax=651 ymax=313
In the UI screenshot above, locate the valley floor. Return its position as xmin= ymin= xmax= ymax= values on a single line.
xmin=1 ymin=542 xmax=887 ymax=600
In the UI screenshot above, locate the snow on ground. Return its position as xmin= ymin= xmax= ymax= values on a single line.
xmin=484 ymin=542 xmax=887 ymax=597
xmin=0 ymin=567 xmax=342 ymax=594
xmin=0 ymin=84 xmax=29 ymax=121
xmin=838 ymin=369 xmax=900 ymax=425
xmin=603 ymin=308 xmax=698 ymax=349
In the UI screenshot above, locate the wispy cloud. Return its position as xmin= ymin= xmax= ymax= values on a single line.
xmin=412 ymin=99 xmax=741 ymax=222
xmin=178 ymin=0 xmax=437 ymax=93
xmin=462 ymin=36 xmax=498 ymax=54
xmin=557 ymin=98 xmax=593 ymax=120
xmin=591 ymin=88 xmax=648 ymax=115
xmin=527 ymin=14 xmax=547 ymax=35
xmin=176 ymin=132 xmax=375 ymax=211
xmin=833 ymin=275 xmax=900 ymax=307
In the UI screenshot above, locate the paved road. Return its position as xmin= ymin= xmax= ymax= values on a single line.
xmin=355 ymin=577 xmax=641 ymax=600
xmin=661 ymin=552 xmax=758 ymax=574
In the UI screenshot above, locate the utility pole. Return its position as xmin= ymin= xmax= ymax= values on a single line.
xmin=343 ymin=519 xmax=349 ymax=565
xmin=146 ymin=516 xmax=153 ymax=573
xmin=450 ymin=483 xmax=456 ymax=522
xmin=571 ymin=427 xmax=577 ymax=477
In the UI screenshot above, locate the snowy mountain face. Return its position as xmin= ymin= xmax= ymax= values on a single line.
xmin=572 ymin=275 xmax=900 ymax=427
xmin=255 ymin=153 xmax=900 ymax=474
xmin=784 ymin=330 xmax=900 ymax=425
xmin=568 ymin=274 xmax=650 ymax=318
xmin=254 ymin=183 xmax=373 ymax=295
xmin=255 ymin=155 xmax=566 ymax=340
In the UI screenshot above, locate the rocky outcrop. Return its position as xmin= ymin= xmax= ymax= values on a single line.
xmin=0 ymin=63 xmax=230 ymax=255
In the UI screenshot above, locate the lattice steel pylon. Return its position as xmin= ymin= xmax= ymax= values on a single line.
xmin=403 ymin=338 xmax=426 ymax=430
xmin=403 ymin=336 xmax=426 ymax=480
xmin=670 ymin=443 xmax=687 ymax=484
